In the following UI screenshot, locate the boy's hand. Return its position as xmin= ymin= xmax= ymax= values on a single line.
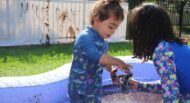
xmin=99 ymin=54 xmax=133 ymax=73
xmin=117 ymin=62 xmax=133 ymax=74
xmin=110 ymin=67 xmax=118 ymax=84
xmin=110 ymin=66 xmax=133 ymax=86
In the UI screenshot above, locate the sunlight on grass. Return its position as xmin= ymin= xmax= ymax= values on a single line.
xmin=0 ymin=44 xmax=73 ymax=76
xmin=0 ymin=42 xmax=132 ymax=77
xmin=108 ymin=42 xmax=132 ymax=56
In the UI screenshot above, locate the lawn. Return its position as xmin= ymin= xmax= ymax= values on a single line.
xmin=1 ymin=40 xmax=190 ymax=77
xmin=0 ymin=42 xmax=132 ymax=77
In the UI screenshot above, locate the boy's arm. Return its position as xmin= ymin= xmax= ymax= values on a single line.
xmin=99 ymin=54 xmax=132 ymax=73
xmin=77 ymin=33 xmax=132 ymax=73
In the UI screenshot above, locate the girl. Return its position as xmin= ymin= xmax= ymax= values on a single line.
xmin=128 ymin=3 xmax=190 ymax=103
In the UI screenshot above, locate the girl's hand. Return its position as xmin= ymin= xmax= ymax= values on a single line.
xmin=129 ymin=79 xmax=138 ymax=90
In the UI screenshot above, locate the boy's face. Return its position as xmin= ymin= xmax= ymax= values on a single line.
xmin=94 ymin=15 xmax=122 ymax=39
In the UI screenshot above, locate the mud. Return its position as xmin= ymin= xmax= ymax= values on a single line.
xmin=102 ymin=92 xmax=162 ymax=103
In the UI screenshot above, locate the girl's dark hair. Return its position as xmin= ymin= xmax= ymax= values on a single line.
xmin=128 ymin=3 xmax=183 ymax=60
xmin=89 ymin=0 xmax=124 ymax=25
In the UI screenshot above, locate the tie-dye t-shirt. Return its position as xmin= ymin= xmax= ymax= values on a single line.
xmin=68 ymin=26 xmax=108 ymax=103
xmin=137 ymin=40 xmax=190 ymax=103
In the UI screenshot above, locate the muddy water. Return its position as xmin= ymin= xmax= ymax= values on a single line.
xmin=102 ymin=92 xmax=162 ymax=103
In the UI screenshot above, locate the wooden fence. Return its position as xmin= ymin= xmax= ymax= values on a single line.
xmin=0 ymin=0 xmax=128 ymax=46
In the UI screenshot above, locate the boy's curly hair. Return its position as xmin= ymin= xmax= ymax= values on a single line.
xmin=89 ymin=0 xmax=124 ymax=25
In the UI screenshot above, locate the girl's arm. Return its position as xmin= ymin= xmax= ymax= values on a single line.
xmin=136 ymin=80 xmax=162 ymax=94
xmin=130 ymin=42 xmax=182 ymax=102
xmin=129 ymin=77 xmax=162 ymax=94
xmin=152 ymin=42 xmax=182 ymax=102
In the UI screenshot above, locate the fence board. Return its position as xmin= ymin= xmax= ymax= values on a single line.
xmin=0 ymin=0 xmax=128 ymax=46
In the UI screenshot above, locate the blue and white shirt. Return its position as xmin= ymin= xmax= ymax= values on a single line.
xmin=68 ymin=26 xmax=108 ymax=102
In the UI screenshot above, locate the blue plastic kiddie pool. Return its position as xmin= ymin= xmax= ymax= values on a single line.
xmin=0 ymin=56 xmax=161 ymax=103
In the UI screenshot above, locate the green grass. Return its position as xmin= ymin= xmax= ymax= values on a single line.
xmin=188 ymin=41 xmax=190 ymax=45
xmin=0 ymin=42 xmax=132 ymax=77
xmin=0 ymin=44 xmax=73 ymax=77
xmin=108 ymin=42 xmax=132 ymax=56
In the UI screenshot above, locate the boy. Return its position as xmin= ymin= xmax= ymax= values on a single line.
xmin=68 ymin=0 xmax=132 ymax=102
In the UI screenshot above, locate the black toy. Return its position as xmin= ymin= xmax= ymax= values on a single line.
xmin=110 ymin=69 xmax=133 ymax=93
xmin=117 ymin=73 xmax=133 ymax=93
